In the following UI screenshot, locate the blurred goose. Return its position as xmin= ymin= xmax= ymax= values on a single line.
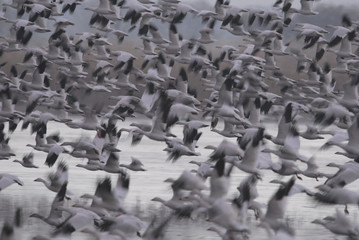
xmin=315 ymin=184 xmax=359 ymax=214
xmin=55 ymin=205 xmax=102 ymax=232
xmin=324 ymin=161 xmax=359 ymax=188
xmin=81 ymin=173 xmax=129 ymax=213
xmin=100 ymin=152 xmax=126 ymax=174
xmin=30 ymin=182 xmax=68 ymax=226
xmin=263 ymin=126 xmax=309 ymax=163
xmin=0 ymin=173 xmax=24 ymax=191
xmin=120 ymin=157 xmax=146 ymax=171
xmin=189 ymin=160 xmax=213 ymax=180
xmin=207 ymin=198 xmax=249 ymax=234
xmin=207 ymin=139 xmax=244 ymax=162
xmin=34 ymin=161 xmax=69 ymax=193
xmin=263 ymin=176 xmax=296 ymax=223
xmin=13 ymin=152 xmax=39 ymax=168
xmin=270 ymin=179 xmax=314 ymax=196
xmin=0 ymin=208 xmax=23 ymax=240
xmin=164 ymin=169 xmax=208 ymax=192
xmin=312 ymin=208 xmax=359 ymax=237
xmin=234 ymin=127 xmax=265 ymax=175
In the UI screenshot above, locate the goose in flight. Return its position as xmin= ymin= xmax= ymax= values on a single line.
xmin=34 ymin=161 xmax=69 ymax=194
xmin=81 ymin=173 xmax=130 ymax=213
xmin=263 ymin=126 xmax=309 ymax=163
xmin=0 ymin=173 xmax=24 ymax=191
xmin=314 ymin=184 xmax=359 ymax=214
xmin=55 ymin=205 xmax=102 ymax=232
xmin=30 ymin=182 xmax=68 ymax=226
xmin=120 ymin=157 xmax=146 ymax=171
xmin=312 ymin=208 xmax=359 ymax=237
xmin=324 ymin=161 xmax=359 ymax=188
xmin=13 ymin=152 xmax=39 ymax=168
xmin=262 ymin=176 xmax=296 ymax=224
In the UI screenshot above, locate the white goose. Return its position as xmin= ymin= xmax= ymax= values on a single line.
xmin=262 ymin=176 xmax=296 ymax=223
xmin=0 ymin=173 xmax=24 ymax=191
xmin=312 ymin=208 xmax=359 ymax=237
xmin=30 ymin=182 xmax=68 ymax=226
xmin=13 ymin=152 xmax=39 ymax=168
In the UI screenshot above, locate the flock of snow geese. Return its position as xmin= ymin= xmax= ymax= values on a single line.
xmin=1 ymin=0 xmax=359 ymax=239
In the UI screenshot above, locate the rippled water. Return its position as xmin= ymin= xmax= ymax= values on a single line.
xmin=0 ymin=120 xmax=356 ymax=239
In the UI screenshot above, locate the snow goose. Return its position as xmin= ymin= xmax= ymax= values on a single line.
xmin=128 ymin=115 xmax=169 ymax=143
xmin=142 ymin=23 xmax=169 ymax=44
xmin=61 ymin=137 xmax=100 ymax=156
xmin=324 ymin=161 xmax=359 ymax=188
xmin=269 ymin=179 xmax=314 ymax=196
xmin=164 ymin=169 xmax=208 ymax=193
xmin=76 ymin=159 xmax=102 ymax=172
xmin=220 ymin=9 xmax=249 ymax=36
xmin=34 ymin=161 xmax=69 ymax=193
xmin=262 ymin=176 xmax=296 ymax=223
xmin=234 ymin=127 xmax=265 ymax=175
xmin=177 ymin=120 xmax=208 ymax=151
xmin=100 ymin=152 xmax=126 ymax=174
xmin=270 ymin=159 xmax=303 ymax=179
xmin=207 ymin=198 xmax=249 ymax=234
xmin=315 ymin=184 xmax=359 ymax=214
xmin=301 ymin=156 xmax=329 ymax=180
xmin=94 ymin=214 xmax=146 ymax=238
xmin=161 ymin=24 xmax=181 ymax=55
xmin=142 ymin=214 xmax=172 ymax=240
xmin=326 ymin=23 xmax=356 ymax=51
xmin=30 ymin=182 xmax=68 ymax=226
xmin=268 ymin=102 xmax=294 ymax=145
xmin=120 ymin=157 xmax=146 ymax=171
xmin=81 ymin=173 xmax=129 ymax=213
xmin=234 ymin=174 xmax=264 ymax=219
xmin=210 ymin=119 xmax=242 ymax=138
xmin=13 ymin=152 xmax=39 ymax=168
xmin=207 ymin=139 xmax=244 ymax=162
xmin=322 ymin=115 xmax=359 ymax=158
xmin=208 ymin=157 xmax=234 ymax=202
xmin=163 ymin=138 xmax=200 ymax=162
xmin=263 ymin=126 xmax=309 ymax=163
xmin=299 ymin=125 xmax=324 ymax=140
xmin=193 ymin=18 xmax=217 ymax=44
xmin=312 ymin=208 xmax=359 ymax=237
xmin=0 ymin=173 xmax=24 ymax=191
xmin=151 ymin=182 xmax=197 ymax=218
xmin=55 ymin=205 xmax=102 ymax=232
xmin=44 ymin=143 xmax=69 ymax=167
xmin=189 ymin=160 xmax=213 ymax=180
